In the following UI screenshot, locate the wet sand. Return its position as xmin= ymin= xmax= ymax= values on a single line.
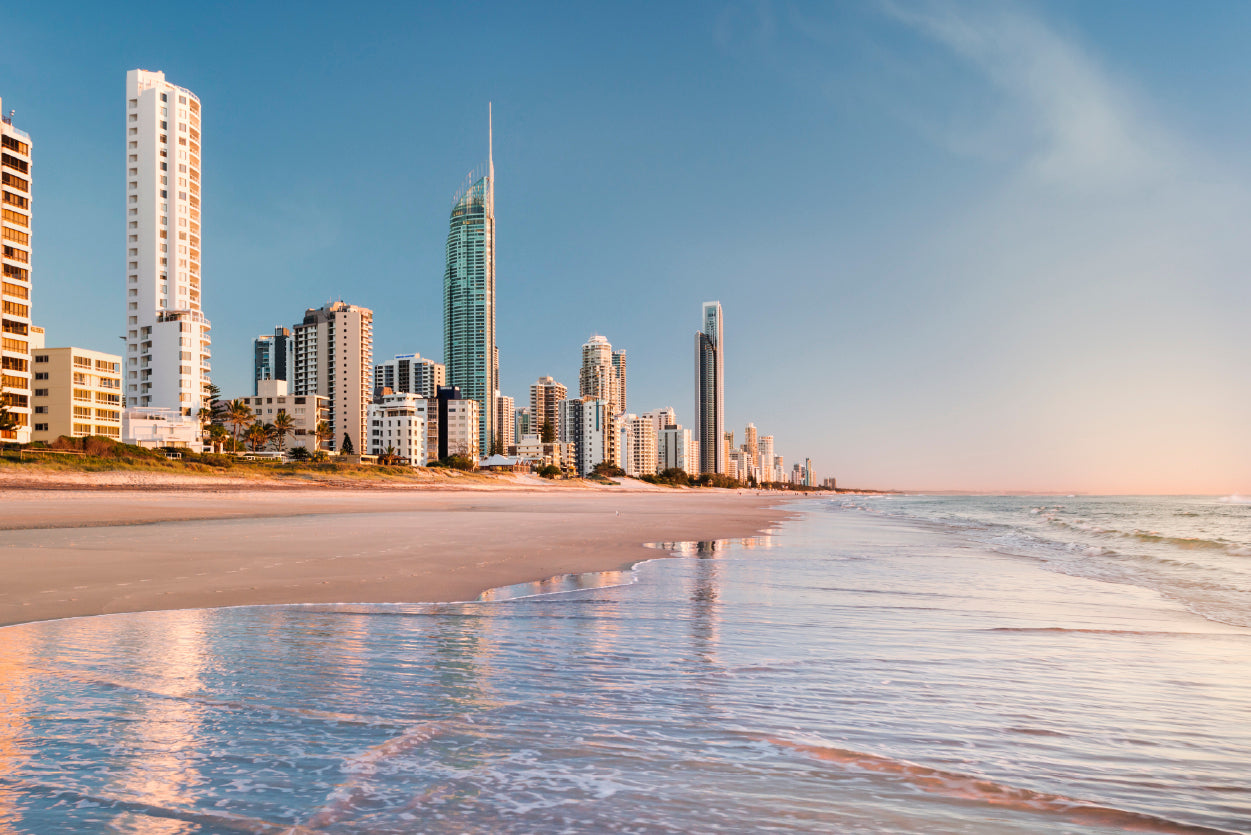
xmin=0 ymin=488 xmax=794 ymax=627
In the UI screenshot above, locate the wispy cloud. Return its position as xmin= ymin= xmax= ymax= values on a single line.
xmin=879 ymin=0 xmax=1170 ymax=189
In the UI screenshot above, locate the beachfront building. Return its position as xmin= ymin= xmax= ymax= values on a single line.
xmin=293 ymin=301 xmax=373 ymax=453
xmin=494 ymin=392 xmax=515 ymax=454
xmin=727 ymin=448 xmax=748 ymax=482
xmin=560 ymin=396 xmax=611 ymax=477
xmin=757 ymin=435 xmax=775 ymax=482
xmin=367 ymin=392 xmax=427 ymax=465
xmin=696 ymin=301 xmax=724 ymax=474
xmin=744 ymin=423 xmax=759 ymax=478
xmin=579 ymin=335 xmax=626 ymax=415
xmin=642 ymin=407 xmax=675 ymax=437
xmin=237 ymin=379 xmax=330 ymax=454
xmin=122 ymin=407 xmax=200 ymax=449
xmin=612 ymin=350 xmax=626 ymax=415
xmin=123 ymin=70 xmax=211 ymax=422
xmin=31 ymin=347 xmax=123 ymax=442
xmin=1 ymin=99 xmax=34 ymax=443
xmin=805 ymin=458 xmax=815 ymax=487
xmin=620 ymin=414 xmax=658 ymax=477
xmin=515 ymin=434 xmax=576 ymax=475
xmin=373 ymin=353 xmax=444 ymax=399
xmin=658 ymin=425 xmax=697 ymax=475
xmin=253 ymin=327 xmax=293 ymax=395
xmin=444 ymin=106 xmax=497 ymax=455
xmin=530 ymin=376 xmax=566 ymax=440
xmin=435 ymin=385 xmax=479 ymax=461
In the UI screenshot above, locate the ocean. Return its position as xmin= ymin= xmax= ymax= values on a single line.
xmin=0 ymin=495 xmax=1248 ymax=833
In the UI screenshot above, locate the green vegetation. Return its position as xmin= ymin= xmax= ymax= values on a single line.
xmin=536 ymin=463 xmax=562 ymax=479
xmin=539 ymin=421 xmax=556 ymax=443
xmin=429 ymin=454 xmax=476 ymax=471
xmin=340 ymin=433 xmax=355 ymax=455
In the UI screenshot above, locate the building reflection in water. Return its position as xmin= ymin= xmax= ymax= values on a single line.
xmin=0 ymin=626 xmax=38 ymax=831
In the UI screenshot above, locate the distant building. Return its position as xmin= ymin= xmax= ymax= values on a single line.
xmin=495 ymin=392 xmax=515 ymax=453
xmin=641 ymin=407 xmax=675 ymax=437
xmin=373 ymin=353 xmax=444 ymax=399
xmin=515 ymin=434 xmax=576 ymax=475
xmin=757 ymin=434 xmax=774 ymax=483
xmin=695 ymin=301 xmax=724 ymax=474
xmin=822 ymin=477 xmax=837 ymax=489
xmin=658 ymin=425 xmax=696 ymax=475
xmin=530 ymin=376 xmax=567 ymax=440
xmin=237 ymin=379 xmax=329 ymax=454
xmin=368 ymin=392 xmax=427 ymax=465
xmin=1 ymin=98 xmax=34 ymax=442
xmin=253 ymin=327 xmax=294 ymax=395
xmin=727 ymin=448 xmax=747 ymax=482
xmin=805 ymin=457 xmax=814 ymax=487
xmin=560 ymin=397 xmax=611 ymax=477
xmin=293 ymin=301 xmax=373 ymax=453
xmin=620 ymin=414 xmax=658 ymax=476
xmin=436 ymin=385 xmax=479 ymax=461
xmin=513 ymin=406 xmax=532 ymax=445
xmin=31 ymin=347 xmax=123 ymax=442
xmin=123 ymin=70 xmax=211 ymax=418
xmin=612 ymin=350 xmax=627 ymax=415
xmin=444 ymin=108 xmax=497 ymax=454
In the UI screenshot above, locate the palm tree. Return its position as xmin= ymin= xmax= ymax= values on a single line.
xmin=207 ymin=424 xmax=230 ymax=454
xmin=0 ymin=386 xmax=18 ymax=440
xmin=315 ymin=420 xmax=333 ymax=452
xmin=244 ymin=421 xmax=269 ymax=452
xmin=226 ymin=399 xmax=253 ymax=449
xmin=272 ymin=410 xmax=294 ymax=454
xmin=381 ymin=444 xmax=397 ymax=466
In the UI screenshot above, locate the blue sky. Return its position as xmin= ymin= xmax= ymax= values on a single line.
xmin=3 ymin=1 xmax=1249 ymax=492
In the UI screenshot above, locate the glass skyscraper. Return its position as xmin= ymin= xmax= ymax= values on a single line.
xmin=695 ymin=301 xmax=724 ymax=474
xmin=443 ymin=106 xmax=497 ymax=455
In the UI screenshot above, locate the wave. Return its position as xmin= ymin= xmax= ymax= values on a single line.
xmin=1218 ymin=495 xmax=1251 ymax=505
xmin=761 ymin=736 xmax=1243 ymax=834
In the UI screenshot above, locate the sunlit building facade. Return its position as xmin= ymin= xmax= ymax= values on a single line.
xmin=1 ymin=99 xmax=33 ymax=442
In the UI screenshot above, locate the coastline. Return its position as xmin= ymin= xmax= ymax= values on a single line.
xmin=0 ymin=486 xmax=802 ymax=628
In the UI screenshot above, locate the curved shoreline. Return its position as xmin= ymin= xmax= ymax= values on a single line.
xmin=0 ymin=488 xmax=805 ymax=629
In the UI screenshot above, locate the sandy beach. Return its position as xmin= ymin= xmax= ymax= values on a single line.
xmin=0 ymin=486 xmax=794 ymax=628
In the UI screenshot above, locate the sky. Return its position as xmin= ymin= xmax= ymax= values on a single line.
xmin=2 ymin=0 xmax=1249 ymax=494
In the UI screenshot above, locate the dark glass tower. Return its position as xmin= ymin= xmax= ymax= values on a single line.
xmin=695 ymin=301 xmax=724 ymax=474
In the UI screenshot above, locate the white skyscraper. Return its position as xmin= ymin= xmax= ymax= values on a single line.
xmin=124 ymin=69 xmax=210 ymax=418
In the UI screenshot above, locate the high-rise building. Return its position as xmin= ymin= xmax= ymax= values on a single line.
xmin=658 ymin=425 xmax=697 ymax=475
xmin=757 ymin=434 xmax=774 ymax=484
xmin=642 ymin=407 xmax=676 ymax=437
xmin=743 ymin=423 xmax=759 ymax=475
xmin=436 ymin=385 xmax=479 ymax=461
xmin=253 ymin=326 xmax=293 ymax=395
xmin=293 ymin=301 xmax=373 ymax=453
xmin=695 ymin=301 xmax=724 ymax=474
xmin=368 ymin=392 xmax=428 ymax=466
xmin=373 ymin=353 xmax=444 ymax=399
xmin=560 ymin=397 xmax=611 ymax=477
xmin=530 ymin=376 xmax=567 ymax=440
xmin=620 ymin=414 xmax=658 ymax=477
xmin=612 ymin=350 xmax=627 ymax=415
xmin=495 ymin=392 xmax=515 ymax=454
xmin=514 ymin=405 xmax=532 ymax=441
xmin=444 ymin=105 xmax=497 ymax=455
xmin=123 ymin=70 xmax=211 ymax=419
xmin=1 ymin=99 xmax=33 ymax=443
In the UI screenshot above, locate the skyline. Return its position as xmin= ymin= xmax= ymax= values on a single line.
xmin=3 ymin=2 xmax=1249 ymax=492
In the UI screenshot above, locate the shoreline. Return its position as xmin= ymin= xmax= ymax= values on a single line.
xmin=0 ymin=487 xmax=805 ymax=629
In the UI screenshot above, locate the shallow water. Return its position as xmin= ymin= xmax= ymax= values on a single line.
xmin=0 ymin=499 xmax=1247 ymax=833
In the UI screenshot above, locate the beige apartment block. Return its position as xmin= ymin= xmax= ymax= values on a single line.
xmin=32 ymin=347 xmax=123 ymax=442
xmin=237 ymin=379 xmax=330 ymax=453
xmin=2 ymin=99 xmax=34 ymax=443
xmin=293 ymin=301 xmax=373 ymax=453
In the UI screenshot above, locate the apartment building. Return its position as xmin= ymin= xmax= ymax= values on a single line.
xmin=1 ymin=98 xmax=33 ymax=443
xmin=123 ymin=70 xmax=211 ymax=423
xmin=658 ymin=425 xmax=697 ymax=475
xmin=293 ymin=301 xmax=373 ymax=453
xmin=31 ymin=347 xmax=123 ymax=441
xmin=253 ymin=326 xmax=293 ymax=394
xmin=530 ymin=376 xmax=566 ymax=440
xmin=368 ymin=392 xmax=427 ymax=465
xmin=494 ymin=392 xmax=515 ymax=453
xmin=559 ymin=397 xmax=611 ymax=477
xmin=620 ymin=414 xmax=658 ymax=477
xmin=238 ymin=379 xmax=330 ymax=454
xmin=373 ymin=352 xmax=444 ymax=399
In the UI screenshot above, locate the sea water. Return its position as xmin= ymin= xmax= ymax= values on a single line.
xmin=0 ymin=495 xmax=1248 ymax=834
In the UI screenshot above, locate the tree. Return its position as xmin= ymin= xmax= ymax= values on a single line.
xmin=340 ymin=432 xmax=355 ymax=455
xmin=536 ymin=463 xmax=561 ymax=479
xmin=272 ymin=410 xmax=294 ymax=453
xmin=0 ymin=387 xmax=19 ymax=439
xmin=244 ymin=421 xmax=269 ymax=452
xmin=540 ymin=421 xmax=556 ymax=443
xmin=289 ymin=446 xmax=311 ymax=462
xmin=315 ymin=421 xmax=333 ymax=452
xmin=592 ymin=462 xmax=625 ymax=479
xmin=490 ymin=435 xmax=504 ymax=456
xmin=380 ymin=444 xmax=398 ymax=465
xmin=206 ymin=424 xmax=230 ymax=454
xmin=226 ymin=399 xmax=253 ymax=449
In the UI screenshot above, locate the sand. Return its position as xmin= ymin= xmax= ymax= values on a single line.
xmin=0 ymin=487 xmax=797 ymax=628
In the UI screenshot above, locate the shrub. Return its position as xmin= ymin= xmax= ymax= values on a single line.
xmin=537 ymin=463 xmax=561 ymax=479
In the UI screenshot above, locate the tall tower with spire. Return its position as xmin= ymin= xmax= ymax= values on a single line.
xmin=443 ymin=105 xmax=497 ymax=455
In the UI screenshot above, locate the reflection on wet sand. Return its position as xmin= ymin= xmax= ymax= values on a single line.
xmin=0 ymin=627 xmax=37 ymax=831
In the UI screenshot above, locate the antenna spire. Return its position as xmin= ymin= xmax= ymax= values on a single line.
xmin=488 ymin=102 xmax=494 ymax=182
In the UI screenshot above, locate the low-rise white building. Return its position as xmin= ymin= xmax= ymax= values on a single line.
xmin=368 ymin=392 xmax=427 ymax=465
xmin=559 ymin=397 xmax=611 ymax=477
xmin=122 ymin=407 xmax=202 ymax=450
